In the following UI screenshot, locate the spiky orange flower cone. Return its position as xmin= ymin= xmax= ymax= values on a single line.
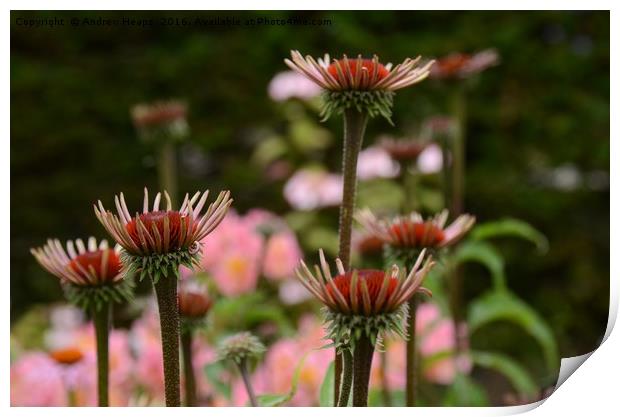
xmin=285 ymin=51 xmax=434 ymax=121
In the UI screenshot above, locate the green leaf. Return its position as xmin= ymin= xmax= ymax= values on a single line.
xmin=442 ymin=373 xmax=489 ymax=406
xmin=471 ymin=350 xmax=538 ymax=397
xmin=256 ymin=393 xmax=291 ymax=407
xmin=254 ymin=351 xmax=310 ymax=406
xmin=452 ymin=240 xmax=507 ymax=290
xmin=204 ymin=362 xmax=231 ymax=400
xmin=319 ymin=361 xmax=335 ymax=406
xmin=471 ymin=218 xmax=549 ymax=253
xmin=468 ymin=290 xmax=559 ymax=371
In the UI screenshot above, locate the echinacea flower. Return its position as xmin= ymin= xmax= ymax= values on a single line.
xmin=10 ymin=353 xmax=67 ymax=406
xmin=268 ymin=71 xmax=322 ymax=102
xmin=30 ymin=237 xmax=133 ymax=310
xmin=131 ymin=100 xmax=189 ymax=142
xmin=295 ymin=249 xmax=434 ymax=349
xmin=94 ymin=187 xmax=232 ymax=281
xmin=50 ymin=347 xmax=84 ymax=366
xmin=283 ymin=168 xmax=343 ymax=211
xmin=217 ymin=332 xmax=266 ymax=407
xmin=285 ymin=51 xmax=433 ymax=120
xmin=96 ymin=187 xmax=231 ymax=407
xmin=177 ymin=284 xmax=213 ymax=406
xmin=356 ymin=146 xmax=400 ymax=180
xmin=356 ymin=209 xmax=475 ymax=255
xmin=178 ymin=289 xmax=212 ymax=320
xmin=379 ymin=136 xmax=428 ymax=162
xmin=217 ymin=332 xmax=266 ymax=365
xmin=430 ymin=49 xmax=499 ymax=80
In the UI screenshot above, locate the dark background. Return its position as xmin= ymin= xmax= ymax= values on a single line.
xmin=11 ymin=10 xmax=609 ymax=365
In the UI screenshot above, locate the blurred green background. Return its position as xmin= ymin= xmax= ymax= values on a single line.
xmin=11 ymin=9 xmax=609 ymax=369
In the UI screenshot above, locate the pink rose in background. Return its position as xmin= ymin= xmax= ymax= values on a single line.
xmin=268 ymin=71 xmax=322 ymax=102
xmin=357 ymin=146 xmax=401 ymax=180
xmin=263 ymin=230 xmax=302 ymax=281
xmin=11 ymin=352 xmax=67 ymax=406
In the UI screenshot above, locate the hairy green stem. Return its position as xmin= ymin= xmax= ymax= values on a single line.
xmin=154 ymin=276 xmax=181 ymax=407
xmin=93 ymin=304 xmax=110 ymax=407
xmin=352 ymin=334 xmax=375 ymax=407
xmin=181 ymin=331 xmax=197 ymax=406
xmin=450 ymin=87 xmax=467 ymax=356
xmin=379 ymin=349 xmax=393 ymax=407
xmin=158 ymin=141 xmax=178 ymax=206
xmin=337 ymin=350 xmax=353 ymax=407
xmin=338 ymin=108 xmax=369 ymax=269
xmin=334 ymin=108 xmax=368 ymax=404
xmin=238 ymin=360 xmax=258 ymax=407
xmin=334 ymin=353 xmax=343 ymax=405
xmin=450 ymin=88 xmax=466 ymax=217
xmin=406 ymin=296 xmax=420 ymax=406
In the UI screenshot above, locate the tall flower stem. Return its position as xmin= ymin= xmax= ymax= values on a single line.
xmin=338 ymin=108 xmax=369 ymax=269
xmin=406 ymin=295 xmax=420 ymax=406
xmin=154 ymin=276 xmax=181 ymax=407
xmin=93 ymin=303 xmax=111 ymax=407
xmin=352 ymin=333 xmax=376 ymax=407
xmin=181 ymin=331 xmax=197 ymax=406
xmin=337 ymin=350 xmax=353 ymax=407
xmin=335 ymin=108 xmax=369 ymax=403
xmin=379 ymin=349 xmax=393 ymax=406
xmin=450 ymin=87 xmax=466 ymax=218
xmin=449 ymin=87 xmax=467 ymax=356
xmin=238 ymin=360 xmax=258 ymax=407
xmin=158 ymin=141 xmax=178 ymax=207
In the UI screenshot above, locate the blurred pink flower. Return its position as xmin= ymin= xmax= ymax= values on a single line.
xmin=370 ymin=302 xmax=472 ymax=389
xmin=131 ymin=304 xmax=166 ymax=404
xmin=268 ymin=71 xmax=322 ymax=102
xmin=212 ymin=250 xmax=261 ymax=296
xmin=263 ymin=230 xmax=302 ymax=281
xmin=199 ymin=211 xmax=264 ymax=296
xmin=417 ymin=143 xmax=444 ymax=174
xmin=357 ymin=146 xmax=401 ymax=180
xmin=278 ymin=280 xmax=313 ymax=305
xmin=284 ymin=168 xmax=343 ymax=210
xmin=11 ymin=352 xmax=67 ymax=406
xmin=231 ymin=314 xmax=331 ymax=406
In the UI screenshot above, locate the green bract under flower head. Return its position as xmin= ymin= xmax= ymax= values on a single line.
xmin=30 ymin=237 xmax=133 ymax=311
xmin=94 ymin=187 xmax=232 ymax=283
xmin=285 ymin=51 xmax=434 ymax=122
xmin=217 ymin=332 xmax=266 ymax=365
xmin=295 ymin=249 xmax=434 ymax=350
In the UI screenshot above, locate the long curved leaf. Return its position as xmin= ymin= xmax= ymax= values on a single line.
xmin=255 ymin=351 xmax=310 ymax=406
xmin=468 ymin=290 xmax=559 ymax=371
xmin=318 ymin=361 xmax=335 ymax=406
xmin=471 ymin=218 xmax=549 ymax=253
xmin=452 ymin=240 xmax=507 ymax=289
xmin=442 ymin=374 xmax=489 ymax=406
xmin=471 ymin=350 xmax=538 ymax=397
